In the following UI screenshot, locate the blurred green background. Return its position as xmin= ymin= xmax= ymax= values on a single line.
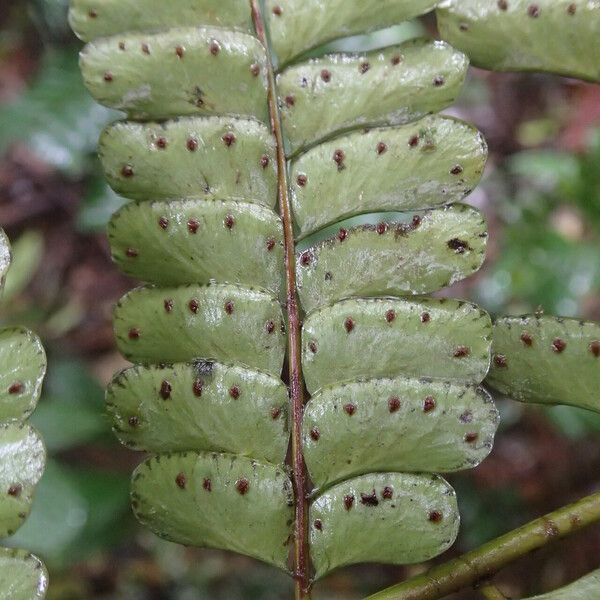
xmin=1 ymin=2 xmax=600 ymax=599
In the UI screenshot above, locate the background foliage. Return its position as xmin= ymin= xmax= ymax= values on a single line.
xmin=0 ymin=2 xmax=599 ymax=598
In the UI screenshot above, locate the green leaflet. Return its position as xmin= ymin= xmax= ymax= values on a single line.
xmin=79 ymin=27 xmax=269 ymax=121
xmin=108 ymin=199 xmax=284 ymax=297
xmin=309 ymin=472 xmax=459 ymax=578
xmin=0 ymin=548 xmax=48 ymax=600
xmin=303 ymin=377 xmax=499 ymax=490
xmin=0 ymin=329 xmax=46 ymax=423
xmin=277 ymin=39 xmax=469 ymax=155
xmin=265 ymin=0 xmax=438 ymax=67
xmin=99 ymin=117 xmax=277 ymax=205
xmin=303 ymin=297 xmax=492 ymax=394
xmin=291 ymin=115 xmax=487 ymax=237
xmin=114 ymin=283 xmax=286 ymax=376
xmin=0 ymin=230 xmax=9 ymax=290
xmin=107 ymin=361 xmax=289 ymax=463
xmin=436 ymin=0 xmax=600 ymax=83
xmin=0 ymin=424 xmax=45 ymax=538
xmin=69 ymin=0 xmax=253 ymax=43
xmin=296 ymin=204 xmax=487 ymax=313
xmin=526 ymin=569 xmax=600 ymax=599
xmin=131 ymin=451 xmax=294 ymax=570
xmin=486 ymin=315 xmax=600 ymax=413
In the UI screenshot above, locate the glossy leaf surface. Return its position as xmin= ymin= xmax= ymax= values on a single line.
xmin=0 ymin=548 xmax=48 ymax=600
xmin=303 ymin=378 xmax=498 ymax=489
xmin=70 ymin=0 xmax=253 ymax=43
xmin=437 ymin=0 xmax=600 ymax=82
xmin=99 ymin=117 xmax=277 ymax=205
xmin=309 ymin=472 xmax=459 ymax=578
xmin=80 ymin=28 xmax=269 ymax=121
xmin=0 ymin=424 xmax=45 ymax=537
xmin=303 ymin=297 xmax=492 ymax=394
xmin=109 ymin=199 xmax=284 ymax=296
xmin=278 ymin=40 xmax=469 ymax=154
xmin=486 ymin=316 xmax=600 ymax=413
xmin=131 ymin=451 xmax=293 ymax=570
xmin=0 ymin=230 xmax=9 ymax=291
xmin=266 ymin=0 xmax=438 ymax=67
xmin=296 ymin=204 xmax=487 ymax=313
xmin=114 ymin=283 xmax=285 ymax=376
xmin=527 ymin=569 xmax=600 ymax=599
xmin=291 ymin=115 xmax=487 ymax=237
xmin=0 ymin=329 xmax=46 ymax=424
xmin=107 ymin=361 xmax=289 ymax=463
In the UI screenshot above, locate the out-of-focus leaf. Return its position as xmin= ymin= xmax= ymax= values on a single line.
xmin=486 ymin=315 xmax=600 ymax=413
xmin=7 ymin=460 xmax=130 ymax=569
xmin=107 ymin=361 xmax=289 ymax=463
xmin=0 ymin=424 xmax=45 ymax=538
xmin=114 ymin=284 xmax=286 ymax=375
xmin=302 ymin=297 xmax=492 ymax=394
xmin=437 ymin=0 xmax=600 ymax=82
xmin=296 ymin=205 xmax=487 ymax=313
xmin=80 ymin=28 xmax=269 ymax=122
xmin=0 ymin=232 xmax=44 ymax=303
xmin=309 ymin=472 xmax=459 ymax=578
xmin=278 ymin=39 xmax=468 ymax=154
xmin=76 ymin=177 xmax=127 ymax=233
xmin=131 ymin=451 xmax=294 ymax=570
xmin=527 ymin=569 xmax=600 ymax=599
xmin=0 ymin=547 xmax=48 ymax=600
xmin=0 ymin=50 xmax=115 ymax=177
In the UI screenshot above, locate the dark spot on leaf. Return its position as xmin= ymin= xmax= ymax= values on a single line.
xmin=8 ymin=484 xmax=22 ymax=497
xmin=250 ymin=63 xmax=260 ymax=76
xmin=125 ymin=247 xmax=138 ymax=258
xmin=388 ymin=396 xmax=401 ymax=412
xmin=187 ymin=219 xmax=199 ymax=234
xmin=156 ymin=136 xmax=167 ymax=149
xmin=344 ymin=494 xmax=355 ymax=510
xmin=118 ymin=41 xmax=126 ymax=50
xmin=343 ymin=403 xmax=356 ymax=416
xmin=391 ymin=55 xmax=402 ymax=65
xmin=209 ymin=40 xmax=220 ymax=55
xmin=229 ymin=386 xmax=240 ymax=399
xmin=465 ymin=432 xmax=479 ymax=443
xmin=589 ymin=341 xmax=600 ymax=357
xmin=454 ymin=346 xmax=470 ymax=358
xmin=552 ymin=338 xmax=567 ymax=353
xmin=128 ymin=328 xmax=140 ymax=340
xmin=310 ymin=427 xmax=320 ymax=441
xmin=493 ymin=354 xmax=508 ymax=367
xmin=429 ymin=510 xmax=443 ymax=523
xmin=309 ymin=341 xmax=318 ymax=354
xmin=382 ymin=486 xmax=394 ymax=499
xmin=175 ymin=46 xmax=185 ymax=58
xmin=377 ymin=222 xmax=388 ymax=235
xmin=421 ymin=312 xmax=431 ymax=323
xmin=8 ymin=381 xmax=23 ymax=394
xmin=260 ymin=154 xmax=270 ymax=168
xmin=567 ymin=3 xmax=576 ymax=14
xmin=272 ymin=5 xmax=282 ymax=16
xmin=359 ymin=62 xmax=370 ymax=74
xmin=141 ymin=43 xmax=150 ymax=54
xmin=89 ymin=9 xmax=98 ymax=18
xmin=189 ymin=299 xmax=199 ymax=313
xmin=128 ymin=416 xmax=139 ymax=427
xmin=377 ymin=142 xmax=387 ymax=155
xmin=424 ymin=396 xmax=436 ymax=412
xmin=121 ymin=165 xmax=134 ymax=178
xmin=160 ymin=380 xmax=172 ymax=400
xmin=224 ymin=301 xmax=234 ymax=315
xmin=164 ymin=299 xmax=173 ymax=313
xmin=433 ymin=75 xmax=445 ymax=86
xmin=520 ymin=332 xmax=533 ymax=346
xmin=236 ymin=478 xmax=250 ymax=495
xmin=222 ymin=132 xmax=236 ymax=146
xmin=459 ymin=410 xmax=473 ymax=424
xmin=344 ymin=317 xmax=355 ymax=333
xmin=528 ymin=4 xmax=540 ymax=17
xmin=313 ymin=519 xmax=323 ymax=530
xmin=337 ymin=228 xmax=348 ymax=242
xmin=203 ymin=478 xmax=212 ymax=492
xmin=103 ymin=72 xmax=113 ymax=82
xmin=266 ymin=238 xmax=276 ymax=251
xmin=187 ymin=138 xmax=198 ymax=151
xmin=459 ymin=22 xmax=469 ymax=31
xmin=386 ymin=309 xmax=396 ymax=323
xmin=266 ymin=320 xmax=275 ymax=334
xmin=447 ymin=238 xmax=471 ymax=253
xmin=450 ymin=165 xmax=463 ymax=175
xmin=412 ymin=215 xmax=422 ymax=228
xmin=321 ymin=69 xmax=331 ymax=82
xmin=498 ymin=0 xmax=508 ymax=10
xmin=360 ymin=490 xmax=379 ymax=506
xmin=224 ymin=214 xmax=235 ymax=229
xmin=270 ymin=406 xmax=281 ymax=419
xmin=193 ymin=379 xmax=203 ymax=397
xmin=325 ymin=271 xmax=332 ymax=281
xmin=285 ymin=95 xmax=295 ymax=107
xmin=175 ymin=473 xmax=186 ymax=489
xmin=408 ymin=135 xmax=419 ymax=147
xmin=300 ymin=251 xmax=312 ymax=266
xmin=297 ymin=174 xmax=307 ymax=187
